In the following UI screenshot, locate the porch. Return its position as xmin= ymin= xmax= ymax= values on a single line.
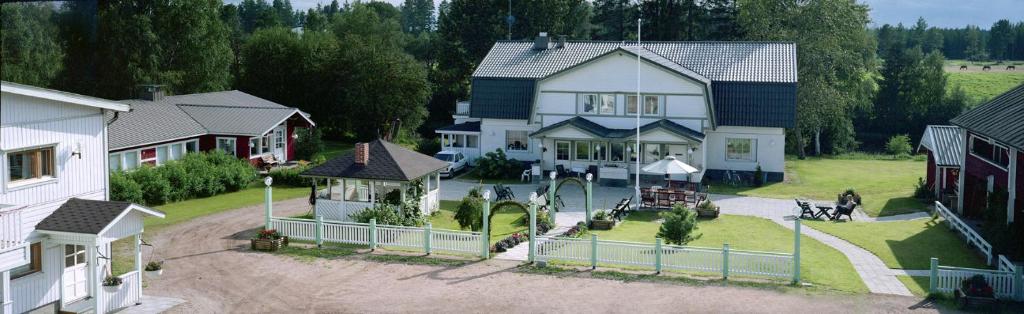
xmin=33 ymin=199 xmax=165 ymax=314
xmin=436 ymin=121 xmax=481 ymax=165
xmin=0 ymin=205 xmax=27 ymax=272
xmin=312 ymin=174 xmax=442 ymax=222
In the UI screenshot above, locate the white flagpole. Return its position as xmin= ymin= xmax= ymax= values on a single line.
xmin=635 ymin=14 xmax=642 ymax=211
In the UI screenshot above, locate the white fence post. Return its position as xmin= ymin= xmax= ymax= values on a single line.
xmin=424 ymin=223 xmax=433 ymax=255
xmin=723 ymin=243 xmax=730 ymax=280
xmin=929 ymin=257 xmax=938 ymax=294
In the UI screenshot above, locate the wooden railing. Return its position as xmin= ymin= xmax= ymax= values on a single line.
xmin=0 ymin=207 xmax=24 ymax=250
xmin=934 ymin=201 xmax=992 ymax=265
xmin=271 ymin=217 xmax=483 ymax=255
xmin=455 ymin=101 xmax=471 ymax=115
xmin=102 ymin=271 xmax=141 ymax=313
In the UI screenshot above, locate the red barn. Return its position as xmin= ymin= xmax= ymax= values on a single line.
xmin=918 ymin=125 xmax=962 ymax=208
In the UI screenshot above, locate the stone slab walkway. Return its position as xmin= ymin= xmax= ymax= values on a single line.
xmin=113 ymin=295 xmax=186 ymax=313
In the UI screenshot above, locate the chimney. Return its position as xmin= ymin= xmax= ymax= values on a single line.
xmin=533 ymin=32 xmax=550 ymax=50
xmin=136 ymin=84 xmax=165 ymax=101
xmin=556 ymin=35 xmax=566 ymax=49
xmin=354 ymin=143 xmax=370 ymax=165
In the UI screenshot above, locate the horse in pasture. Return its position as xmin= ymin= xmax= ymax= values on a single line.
xmin=982 ymin=65 xmax=992 ymax=71
xmin=960 ymin=65 xmax=968 ymax=70
xmin=1009 ymin=65 xmax=1017 ymax=71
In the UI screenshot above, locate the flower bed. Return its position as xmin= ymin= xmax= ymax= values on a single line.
xmin=251 ymin=229 xmax=289 ymax=251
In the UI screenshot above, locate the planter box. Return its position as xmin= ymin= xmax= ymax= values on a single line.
xmin=591 ymin=220 xmax=615 ymax=230
xmin=251 ymin=237 xmax=287 ymax=251
xmin=102 ymin=284 xmax=122 ymax=293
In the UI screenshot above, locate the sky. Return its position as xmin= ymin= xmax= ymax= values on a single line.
xmin=268 ymin=0 xmax=1020 ymax=29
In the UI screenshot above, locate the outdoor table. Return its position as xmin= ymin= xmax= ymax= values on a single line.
xmin=571 ymin=166 xmax=585 ymax=177
xmin=813 ymin=202 xmax=835 ymax=219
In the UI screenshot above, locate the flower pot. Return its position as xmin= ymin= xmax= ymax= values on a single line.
xmin=102 ymin=283 xmax=122 ymax=293
xmin=251 ymin=238 xmax=284 ymax=251
xmin=591 ymin=220 xmax=615 ymax=230
xmin=145 ymin=269 xmax=163 ymax=279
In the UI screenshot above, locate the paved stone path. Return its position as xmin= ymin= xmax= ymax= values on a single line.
xmin=113 ymin=295 xmax=186 ymax=313
xmin=440 ymin=179 xmax=922 ymax=295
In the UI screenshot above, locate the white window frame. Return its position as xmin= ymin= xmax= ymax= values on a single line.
xmin=579 ymin=94 xmax=599 ymax=114
xmin=184 ymin=140 xmax=199 ymax=153
xmin=555 ymin=141 xmax=571 ymax=161
xmin=5 ymin=144 xmax=59 ymax=189
xmin=109 ymin=153 xmax=122 ymax=171
xmin=216 ymin=137 xmax=237 ymax=156
xmin=725 ymin=138 xmax=757 ymax=162
xmin=249 ymin=138 xmax=261 ymax=158
xmin=505 ymin=130 xmax=529 ymax=152
xmin=574 ymin=141 xmax=591 ymax=161
xmin=968 ymin=134 xmax=1010 ymax=170
xmin=466 ymin=134 xmax=479 ymax=148
xmin=642 ymin=95 xmax=661 ymax=116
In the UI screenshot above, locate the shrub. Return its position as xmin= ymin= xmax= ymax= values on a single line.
xmin=913 ymin=177 xmax=933 ymax=200
xmin=455 ymin=188 xmax=484 ymax=231
xmin=177 ymin=152 xmax=225 ymax=197
xmin=885 ymin=134 xmax=912 ymax=157
xmin=268 ymin=165 xmax=311 ymax=187
xmin=294 ymin=127 xmax=325 ymax=161
xmin=349 ymin=204 xmax=404 ymax=226
xmin=475 ymin=149 xmax=523 ymax=179
xmin=144 ymin=261 xmax=163 ymax=271
xmin=657 ymin=203 xmax=701 ymax=245
xmin=109 ymin=171 xmax=143 ymax=204
xmin=156 ymin=161 xmax=198 ymax=201
xmin=753 ymin=164 xmax=764 ymax=187
xmin=593 ymin=210 xmax=610 ymax=221
xmin=129 ymin=165 xmax=170 ymax=206
xmin=417 ymin=137 xmax=441 ymax=156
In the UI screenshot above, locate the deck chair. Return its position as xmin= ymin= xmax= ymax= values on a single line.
xmin=796 ymin=199 xmax=818 ymax=220
xmin=494 ymin=185 xmax=512 ymax=201
xmin=832 ymin=203 xmax=855 ymax=221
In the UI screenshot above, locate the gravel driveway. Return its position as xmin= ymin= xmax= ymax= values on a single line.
xmin=143 ymin=197 xmax=949 ymax=313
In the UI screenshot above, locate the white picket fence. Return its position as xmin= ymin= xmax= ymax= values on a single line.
xmin=536 ymin=236 xmax=794 ymax=280
xmin=930 ymin=257 xmax=1024 ymax=300
xmin=101 ymin=271 xmax=141 ymax=313
xmin=270 ymin=217 xmax=482 ymax=255
xmin=934 ymin=201 xmax=993 ymax=265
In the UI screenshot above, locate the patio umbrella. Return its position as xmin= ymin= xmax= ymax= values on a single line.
xmin=641 ymin=156 xmax=699 ymax=186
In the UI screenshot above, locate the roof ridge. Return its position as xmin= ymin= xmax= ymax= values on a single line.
xmin=494 ymin=39 xmax=796 ymax=44
xmin=176 ymin=103 xmax=293 ymax=110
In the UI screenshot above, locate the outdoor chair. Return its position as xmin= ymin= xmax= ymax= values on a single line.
xmin=521 ymin=169 xmax=531 ymax=182
xmin=555 ymin=165 xmax=570 ymax=178
xmin=832 ymin=202 xmax=855 ymax=221
xmin=260 ymin=153 xmax=281 ymax=171
xmin=640 ymin=188 xmax=655 ymax=208
xmin=796 ymin=199 xmax=829 ymax=220
xmin=494 ymin=185 xmax=513 ymax=201
xmin=610 ymin=196 xmax=632 ymax=221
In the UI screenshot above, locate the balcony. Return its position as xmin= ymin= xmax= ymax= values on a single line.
xmin=455 ymin=101 xmax=471 ymax=116
xmin=0 ymin=205 xmax=24 ymax=251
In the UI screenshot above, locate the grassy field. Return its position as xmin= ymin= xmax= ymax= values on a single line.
xmin=898 ymin=276 xmax=930 ymax=297
xmin=804 ymin=218 xmax=987 ymax=270
xmin=429 ymin=200 xmax=528 ymax=244
xmin=589 ymin=212 xmax=868 ymax=293
xmin=947 ymin=71 xmax=1024 ymax=105
xmin=321 ymin=140 xmax=354 ymax=160
xmin=711 ymin=156 xmax=927 ymax=217
xmin=454 ymin=167 xmax=526 ymax=185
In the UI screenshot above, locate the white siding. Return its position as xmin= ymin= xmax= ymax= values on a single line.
xmin=10 ymin=242 xmax=62 ymax=314
xmin=479 ymin=119 xmax=541 ymax=162
xmin=705 ymin=126 xmax=785 ymax=173
xmin=540 ymin=52 xmax=704 ymax=94
xmin=665 ymin=95 xmax=707 ymax=118
xmin=536 ymin=93 xmax=576 ymax=115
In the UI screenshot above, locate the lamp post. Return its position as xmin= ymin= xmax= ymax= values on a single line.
xmin=482 ymin=190 xmax=491 ymax=259
xmin=264 ymin=176 xmax=273 ymax=230
xmin=585 ymin=173 xmax=593 ymax=225
xmin=549 ymin=170 xmax=557 ymax=224
xmin=528 ymin=192 xmax=538 ymax=263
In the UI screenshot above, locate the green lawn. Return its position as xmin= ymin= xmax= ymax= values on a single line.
xmin=590 ymin=212 xmax=868 ymax=293
xmin=454 ymin=167 xmax=526 ymax=185
xmin=429 ymin=200 xmax=528 ymax=244
xmin=805 ymin=219 xmax=987 ymax=270
xmin=321 ymin=141 xmax=354 ymax=160
xmin=711 ymin=156 xmax=927 ymax=217
xmin=898 ymin=276 xmax=930 ymax=297
xmin=947 ymin=71 xmax=1024 ymax=106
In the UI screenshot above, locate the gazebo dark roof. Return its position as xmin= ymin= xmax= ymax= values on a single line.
xmin=301 ymin=139 xmax=448 ymax=181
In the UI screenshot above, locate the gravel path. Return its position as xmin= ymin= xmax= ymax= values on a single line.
xmin=141 ymin=197 xmax=944 ymax=313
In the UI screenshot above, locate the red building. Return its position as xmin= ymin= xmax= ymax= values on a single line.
xmin=107 ymin=86 xmax=315 ymax=171
xmin=950 ymin=84 xmax=1023 ymax=222
xmin=918 ymin=125 xmax=962 ymax=208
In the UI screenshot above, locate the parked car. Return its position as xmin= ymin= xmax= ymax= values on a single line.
xmin=435 ymin=151 xmax=467 ymax=178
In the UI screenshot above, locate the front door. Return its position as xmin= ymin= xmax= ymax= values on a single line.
xmin=62 ymin=244 xmax=88 ymax=303
xmin=554 ymin=141 xmax=571 ymax=169
xmin=271 ymin=125 xmax=287 ymax=161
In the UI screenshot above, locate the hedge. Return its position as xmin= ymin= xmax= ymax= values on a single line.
xmin=110 ymin=150 xmax=257 ymax=206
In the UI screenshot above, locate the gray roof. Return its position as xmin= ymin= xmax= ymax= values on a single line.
xmin=35 ymin=198 xmax=163 ymax=234
xmin=531 ymin=117 xmax=704 ymax=141
xmin=109 ymin=90 xmax=312 ymax=150
xmin=301 ymin=140 xmax=449 ymax=181
xmin=950 ymin=84 xmax=1024 ymax=151
xmin=473 ymin=41 xmax=797 ymax=83
xmin=919 ymin=125 xmax=963 ymax=167
xmin=436 ymin=121 xmax=481 ymax=132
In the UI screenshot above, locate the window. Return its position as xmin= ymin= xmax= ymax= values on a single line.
xmin=466 ymin=135 xmax=479 ymax=148
xmin=644 ymin=143 xmax=662 ymax=163
xmin=506 ymin=130 xmax=528 ymax=152
xmin=454 ymin=134 xmax=464 ymax=147
xmin=169 ymin=143 xmax=183 ymax=160
xmin=275 ymin=129 xmax=285 ymax=149
xmin=726 ymin=138 xmax=756 ymax=162
xmin=580 ymin=94 xmax=598 ymax=114
xmin=628 ymin=142 xmax=642 ymax=162
xmin=626 ymin=95 xmax=638 ymax=114
xmin=575 ymin=141 xmax=591 ymax=160
xmin=109 ymin=153 xmax=121 ymax=171
xmin=185 ymin=140 xmax=198 ymax=153
xmin=610 ymin=142 xmax=625 ymax=162
xmin=216 ymin=137 xmax=236 ymax=156
xmin=123 ymin=152 xmax=139 ymax=170
xmin=555 ymin=141 xmax=571 ymax=161
xmin=643 ymin=95 xmax=660 ymax=115
xmin=970 ymin=135 xmax=1010 ymax=168
xmin=64 ymin=244 xmax=85 ymax=267
xmin=7 ymin=147 xmax=55 ymax=184
xmin=442 ymin=134 xmax=451 ymax=147
xmin=593 ymin=142 xmax=607 ymax=161
xmin=261 ymin=135 xmax=271 ymax=154
xmin=156 ymin=146 xmax=168 ymax=164
xmin=11 ymin=242 xmax=42 ymax=279
xmin=249 ymin=138 xmax=260 ymax=156
xmin=970 ymin=136 xmax=993 ymax=158
xmin=600 ymin=95 xmax=615 ymax=114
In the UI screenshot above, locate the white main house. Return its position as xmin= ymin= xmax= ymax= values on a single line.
xmin=436 ymin=34 xmax=796 ymax=183
xmin=1 ymin=81 xmax=164 ymax=314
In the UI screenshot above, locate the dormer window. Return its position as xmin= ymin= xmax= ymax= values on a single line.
xmin=7 ymin=146 xmax=55 ymax=185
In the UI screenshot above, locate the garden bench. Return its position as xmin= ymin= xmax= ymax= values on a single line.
xmin=796 ymin=199 xmax=831 ymax=220
xmin=260 ymin=153 xmax=281 ymax=171
xmin=494 ymin=184 xmax=514 ymax=201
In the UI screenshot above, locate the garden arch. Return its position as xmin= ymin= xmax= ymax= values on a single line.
xmin=487 ymin=200 xmax=532 ymax=235
xmin=551 ymin=177 xmax=589 ymax=212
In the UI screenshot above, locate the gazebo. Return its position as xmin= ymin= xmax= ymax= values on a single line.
xmin=301 ymin=139 xmax=449 ymax=221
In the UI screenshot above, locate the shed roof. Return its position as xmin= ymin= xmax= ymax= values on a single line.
xmin=950 ymin=84 xmax=1024 ymax=150
xmin=919 ymin=125 xmax=963 ymax=167
xmin=301 ymin=140 xmax=449 ymax=181
xmin=35 ymin=198 xmax=164 ymax=235
xmin=436 ymin=121 xmax=481 ymax=133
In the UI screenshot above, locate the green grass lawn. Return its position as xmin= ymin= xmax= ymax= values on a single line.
xmin=804 ymin=218 xmax=987 ymax=270
xmin=898 ymin=276 xmax=930 ymax=297
xmin=454 ymin=167 xmax=526 ymax=185
xmin=320 ymin=140 xmax=354 ymax=160
xmin=947 ymin=71 xmax=1024 ymax=106
xmin=590 ymin=212 xmax=868 ymax=293
xmin=429 ymin=200 xmax=528 ymax=244
xmin=711 ymin=156 xmax=927 ymax=217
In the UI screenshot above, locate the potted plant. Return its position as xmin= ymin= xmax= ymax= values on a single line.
xmin=839 ymin=188 xmax=863 ymax=206
xmin=591 ymin=211 xmax=615 ymax=230
xmin=250 ymin=229 xmax=287 ymax=251
xmin=144 ymin=261 xmax=163 ymax=278
xmin=102 ymin=275 xmax=123 ymax=292
xmin=696 ymin=200 xmax=720 ymax=218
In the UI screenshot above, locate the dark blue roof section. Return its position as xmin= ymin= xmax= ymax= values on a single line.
xmin=470 ymin=78 xmax=535 ymax=120
xmin=436 ymin=121 xmax=481 ymax=132
xmin=712 ymin=82 xmax=796 ymax=128
xmin=950 ymin=84 xmax=1024 ymax=151
xmin=531 ymin=117 xmax=704 ymax=141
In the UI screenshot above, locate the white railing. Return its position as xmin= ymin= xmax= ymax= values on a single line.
xmin=102 ymin=271 xmax=141 ymax=313
xmin=455 ymin=101 xmax=471 ymax=115
xmin=315 ymin=199 xmax=370 ymax=222
xmin=536 ymin=237 xmax=794 ymax=280
xmin=419 ymin=190 xmax=439 ymax=215
xmin=999 ymin=254 xmax=1016 ymax=272
xmin=270 ymin=217 xmax=482 ymax=255
xmin=0 ymin=207 xmax=24 ymax=250
xmin=933 ymin=266 xmax=1017 ymax=299
xmin=934 ymin=201 xmax=993 ymax=265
